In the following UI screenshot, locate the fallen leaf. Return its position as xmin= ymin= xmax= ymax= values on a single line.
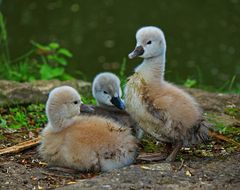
xmin=140 ymin=165 xmax=151 ymax=170
xmin=67 ymin=181 xmax=76 ymax=185
xmin=39 ymin=161 xmax=48 ymax=166
xmin=185 ymin=170 xmax=192 ymax=177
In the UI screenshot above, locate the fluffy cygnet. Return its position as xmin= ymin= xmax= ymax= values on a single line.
xmin=92 ymin=72 xmax=125 ymax=110
xmin=125 ymin=26 xmax=211 ymax=161
xmin=39 ymin=86 xmax=138 ymax=172
xmin=91 ymin=72 xmax=144 ymax=139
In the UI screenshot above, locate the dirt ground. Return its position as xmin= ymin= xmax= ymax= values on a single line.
xmin=0 ymin=147 xmax=96 ymax=189
xmin=58 ymin=153 xmax=240 ymax=190
xmin=0 ymin=89 xmax=239 ymax=189
xmin=0 ymin=145 xmax=239 ymax=189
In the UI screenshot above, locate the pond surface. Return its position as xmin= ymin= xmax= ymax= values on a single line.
xmin=1 ymin=0 xmax=240 ymax=88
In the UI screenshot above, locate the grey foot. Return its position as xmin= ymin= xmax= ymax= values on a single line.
xmin=137 ymin=152 xmax=168 ymax=162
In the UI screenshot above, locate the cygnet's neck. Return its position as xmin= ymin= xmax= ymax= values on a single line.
xmin=47 ymin=109 xmax=75 ymax=133
xmin=135 ymin=55 xmax=165 ymax=83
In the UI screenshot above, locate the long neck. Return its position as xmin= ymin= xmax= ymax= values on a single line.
xmin=135 ymin=54 xmax=165 ymax=83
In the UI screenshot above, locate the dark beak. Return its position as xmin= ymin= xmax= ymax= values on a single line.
xmin=128 ymin=45 xmax=144 ymax=59
xmin=110 ymin=97 xmax=125 ymax=110
xmin=80 ymin=104 xmax=95 ymax=113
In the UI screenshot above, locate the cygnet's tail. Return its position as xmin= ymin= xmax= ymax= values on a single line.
xmin=185 ymin=119 xmax=212 ymax=146
xmin=186 ymin=119 xmax=240 ymax=147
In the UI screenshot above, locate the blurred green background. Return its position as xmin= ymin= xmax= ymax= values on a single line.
xmin=1 ymin=0 xmax=239 ymax=89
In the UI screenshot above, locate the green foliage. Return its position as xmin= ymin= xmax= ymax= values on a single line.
xmin=141 ymin=136 xmax=163 ymax=153
xmin=219 ymin=75 xmax=236 ymax=92
xmin=81 ymin=95 xmax=97 ymax=105
xmin=40 ymin=63 xmax=64 ymax=80
xmin=0 ymin=12 xmax=10 ymax=64
xmin=0 ymin=13 xmax=7 ymax=41
xmin=206 ymin=113 xmax=240 ymax=142
xmin=0 ymin=115 xmax=7 ymax=128
xmin=0 ymin=12 xmax=74 ymax=82
xmin=183 ymin=78 xmax=197 ymax=88
xmin=0 ymin=104 xmax=47 ymax=130
xmin=224 ymin=106 xmax=240 ymax=119
xmin=7 ymin=61 xmax=36 ymax=81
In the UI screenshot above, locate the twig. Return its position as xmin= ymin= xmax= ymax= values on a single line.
xmin=209 ymin=131 xmax=240 ymax=147
xmin=0 ymin=136 xmax=41 ymax=155
xmin=178 ymin=159 xmax=185 ymax=171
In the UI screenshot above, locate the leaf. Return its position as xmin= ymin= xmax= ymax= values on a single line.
xmin=184 ymin=79 xmax=197 ymax=88
xmin=40 ymin=64 xmax=64 ymax=80
xmin=31 ymin=41 xmax=50 ymax=52
xmin=47 ymin=55 xmax=67 ymax=66
xmin=39 ymin=161 xmax=48 ymax=166
xmin=67 ymin=182 xmax=76 ymax=185
xmin=56 ymin=57 xmax=67 ymax=66
xmin=185 ymin=170 xmax=192 ymax=177
xmin=60 ymin=73 xmax=74 ymax=80
xmin=49 ymin=42 xmax=60 ymax=50
xmin=58 ymin=48 xmax=73 ymax=58
xmin=140 ymin=165 xmax=151 ymax=170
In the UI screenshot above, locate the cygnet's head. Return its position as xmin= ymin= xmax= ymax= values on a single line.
xmin=92 ymin=72 xmax=125 ymax=110
xmin=128 ymin=26 xmax=166 ymax=59
xmin=46 ymin=86 xmax=81 ymax=125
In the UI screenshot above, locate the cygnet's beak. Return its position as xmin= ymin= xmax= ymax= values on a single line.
xmin=80 ymin=104 xmax=95 ymax=113
xmin=128 ymin=45 xmax=144 ymax=59
xmin=110 ymin=96 xmax=125 ymax=110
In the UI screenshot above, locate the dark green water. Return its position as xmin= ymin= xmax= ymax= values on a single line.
xmin=1 ymin=0 xmax=240 ymax=88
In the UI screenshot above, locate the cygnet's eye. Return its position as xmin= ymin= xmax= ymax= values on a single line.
xmin=73 ymin=100 xmax=79 ymax=105
xmin=147 ymin=40 xmax=152 ymax=45
xmin=103 ymin=91 xmax=108 ymax=94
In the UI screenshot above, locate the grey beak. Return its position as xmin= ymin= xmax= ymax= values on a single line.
xmin=128 ymin=45 xmax=144 ymax=59
xmin=110 ymin=97 xmax=125 ymax=110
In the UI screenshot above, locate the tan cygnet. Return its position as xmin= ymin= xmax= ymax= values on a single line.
xmin=92 ymin=72 xmax=125 ymax=110
xmin=39 ymin=86 xmax=138 ymax=172
xmin=125 ymin=26 xmax=210 ymax=161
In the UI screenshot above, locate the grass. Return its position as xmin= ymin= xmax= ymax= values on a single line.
xmin=0 ymin=93 xmax=95 ymax=131
xmin=224 ymin=106 xmax=240 ymax=116
xmin=206 ymin=112 xmax=240 ymax=142
xmin=0 ymin=104 xmax=47 ymax=130
xmin=141 ymin=135 xmax=164 ymax=153
xmin=182 ymin=75 xmax=240 ymax=94
xmin=119 ymin=57 xmax=127 ymax=92
xmin=81 ymin=96 xmax=97 ymax=105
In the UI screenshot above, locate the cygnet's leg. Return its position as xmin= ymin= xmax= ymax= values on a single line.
xmin=137 ymin=143 xmax=172 ymax=162
xmin=47 ymin=166 xmax=79 ymax=174
xmin=165 ymin=142 xmax=182 ymax=162
xmin=137 ymin=152 xmax=168 ymax=162
xmin=165 ymin=142 xmax=173 ymax=154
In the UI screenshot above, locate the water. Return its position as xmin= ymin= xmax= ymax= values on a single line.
xmin=1 ymin=0 xmax=240 ymax=88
